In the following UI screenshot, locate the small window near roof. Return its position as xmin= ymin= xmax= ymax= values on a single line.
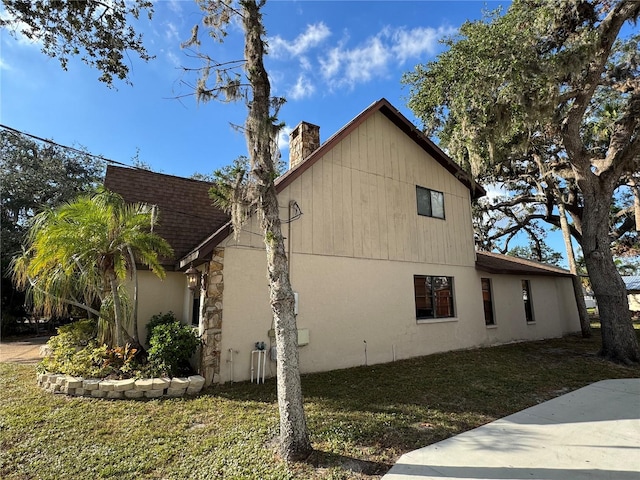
xmin=416 ymin=186 xmax=445 ymax=219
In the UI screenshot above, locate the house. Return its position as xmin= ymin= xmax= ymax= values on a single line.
xmin=104 ymin=98 xmax=580 ymax=385
xmin=622 ymin=276 xmax=640 ymax=313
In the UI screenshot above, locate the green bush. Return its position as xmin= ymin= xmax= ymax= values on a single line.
xmin=145 ymin=311 xmax=179 ymax=344
xmin=147 ymin=316 xmax=200 ymax=377
xmin=40 ymin=319 xmax=141 ymax=378
xmin=39 ymin=314 xmax=200 ymax=379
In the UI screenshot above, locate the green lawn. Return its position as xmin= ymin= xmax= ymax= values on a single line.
xmin=1 ymin=329 xmax=639 ymax=479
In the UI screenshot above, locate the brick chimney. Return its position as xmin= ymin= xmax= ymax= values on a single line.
xmin=289 ymin=121 xmax=320 ymax=170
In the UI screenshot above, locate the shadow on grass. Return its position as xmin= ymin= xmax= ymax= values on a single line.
xmin=206 ymin=329 xmax=639 ymax=468
xmin=305 ymin=450 xmax=391 ymax=476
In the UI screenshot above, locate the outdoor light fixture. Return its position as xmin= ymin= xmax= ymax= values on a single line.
xmin=185 ymin=264 xmax=199 ymax=291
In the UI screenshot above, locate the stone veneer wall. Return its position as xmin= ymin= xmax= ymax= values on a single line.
xmin=199 ymin=248 xmax=224 ymax=386
xmin=37 ymin=373 xmax=205 ymax=399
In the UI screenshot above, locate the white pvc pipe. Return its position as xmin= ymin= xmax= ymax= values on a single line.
xmin=251 ymin=350 xmax=266 ymax=384
xmin=228 ymin=348 xmax=235 ymax=383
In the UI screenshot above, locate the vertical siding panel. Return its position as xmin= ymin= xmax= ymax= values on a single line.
xmin=361 ymin=173 xmax=372 ymax=258
xmin=408 ymin=179 xmax=420 ymax=262
xmin=341 ymin=132 xmax=353 ymax=169
xmin=311 ymin=162 xmax=323 ymax=254
xmin=377 ymin=174 xmax=389 ymax=259
xmin=333 ymin=160 xmax=344 ymax=255
xmin=351 ymin=169 xmax=363 ymax=257
xmin=463 ymin=192 xmax=475 ymax=265
xmin=404 ymin=129 xmax=414 ymax=185
xmin=448 ymin=195 xmax=459 ymax=265
xmin=322 ymin=159 xmax=334 ymax=253
xmin=398 ymin=136 xmax=407 ymax=185
xmin=300 ymin=169 xmax=313 ymax=254
xmin=367 ymin=118 xmax=377 ymax=175
xmin=386 ymin=177 xmax=397 ymax=260
xmin=392 ymin=127 xmax=401 ymax=181
xmin=456 ymin=196 xmax=466 ymax=265
xmin=357 ymin=125 xmax=367 ymax=173
xmin=383 ymin=120 xmax=394 ymax=179
xmin=342 ymin=165 xmax=354 ymax=257
xmin=287 ymin=181 xmax=302 ymax=255
xmin=397 ymin=179 xmax=407 ymax=261
xmin=375 ymin=114 xmax=385 ymax=178
xmin=370 ymin=173 xmax=381 ymax=259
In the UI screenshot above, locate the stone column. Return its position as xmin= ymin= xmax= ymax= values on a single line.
xmin=199 ymin=248 xmax=224 ymax=386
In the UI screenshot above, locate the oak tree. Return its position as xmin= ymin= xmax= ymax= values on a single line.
xmin=403 ymin=0 xmax=640 ymax=363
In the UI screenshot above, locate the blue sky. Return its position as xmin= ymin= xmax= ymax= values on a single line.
xmin=1 ymin=0 xmax=505 ymax=178
xmin=5 ymin=0 xmax=585 ymax=266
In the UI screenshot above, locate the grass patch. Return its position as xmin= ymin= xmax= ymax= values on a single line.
xmin=1 ymin=328 xmax=639 ymax=479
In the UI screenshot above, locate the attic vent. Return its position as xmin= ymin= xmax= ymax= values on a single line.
xmin=289 ymin=121 xmax=320 ymax=170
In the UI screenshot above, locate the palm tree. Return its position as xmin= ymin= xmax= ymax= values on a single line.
xmin=12 ymin=189 xmax=173 ymax=347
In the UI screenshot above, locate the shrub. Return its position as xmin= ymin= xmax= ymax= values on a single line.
xmin=40 ymin=319 xmax=141 ymax=378
xmin=145 ymin=311 xmax=179 ymax=345
xmin=147 ymin=317 xmax=200 ymax=377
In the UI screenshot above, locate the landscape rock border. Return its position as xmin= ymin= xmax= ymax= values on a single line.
xmin=37 ymin=373 xmax=205 ymax=399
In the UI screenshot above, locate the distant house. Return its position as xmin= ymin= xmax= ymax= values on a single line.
xmin=622 ymin=276 xmax=640 ymax=313
xmin=104 ymin=98 xmax=580 ymax=385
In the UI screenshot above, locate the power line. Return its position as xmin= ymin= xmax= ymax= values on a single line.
xmin=0 ymin=123 xmax=142 ymax=170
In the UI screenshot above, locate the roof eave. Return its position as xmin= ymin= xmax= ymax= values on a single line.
xmin=177 ymin=221 xmax=232 ymax=270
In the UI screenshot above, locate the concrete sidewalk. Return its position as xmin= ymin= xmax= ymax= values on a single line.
xmin=0 ymin=336 xmax=49 ymax=364
xmin=383 ymin=379 xmax=640 ymax=480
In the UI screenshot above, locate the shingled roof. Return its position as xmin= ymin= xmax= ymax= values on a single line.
xmin=476 ymin=251 xmax=573 ymax=277
xmin=104 ymin=165 xmax=229 ymax=269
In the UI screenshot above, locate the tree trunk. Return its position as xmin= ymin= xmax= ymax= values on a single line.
xmin=127 ymin=246 xmax=140 ymax=343
xmin=241 ymin=0 xmax=312 ymax=461
xmin=557 ymin=198 xmax=591 ymax=337
xmin=108 ymin=271 xmax=125 ymax=347
xmin=581 ymin=189 xmax=639 ymax=363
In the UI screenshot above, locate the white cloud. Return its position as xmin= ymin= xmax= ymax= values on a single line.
xmin=319 ymin=35 xmax=392 ymax=89
xmin=0 ymin=57 xmax=11 ymax=71
xmin=483 ymin=183 xmax=510 ymax=200
xmin=316 ymin=25 xmax=453 ymax=90
xmin=269 ymin=23 xmax=331 ymax=58
xmin=0 ymin=10 xmax=41 ymax=47
xmin=167 ymin=0 xmax=182 ymax=14
xmin=288 ymin=74 xmax=315 ymax=100
xmin=278 ymin=125 xmax=293 ymax=151
xmin=390 ymin=26 xmax=455 ymax=63
xmin=271 ymin=22 xmax=454 ymax=97
xmin=165 ymin=22 xmax=180 ymax=42
xmin=166 ymin=50 xmax=180 ymax=67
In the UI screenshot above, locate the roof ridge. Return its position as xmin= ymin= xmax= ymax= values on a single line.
xmin=106 ymin=164 xmax=214 ymax=186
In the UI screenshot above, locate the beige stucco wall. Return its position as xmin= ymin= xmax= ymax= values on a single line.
xmin=216 ymin=245 xmax=580 ymax=383
xmin=207 ymin=110 xmax=580 ymax=383
xmin=125 ymin=270 xmax=190 ymax=343
xmin=477 ymin=274 xmax=580 ymax=348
